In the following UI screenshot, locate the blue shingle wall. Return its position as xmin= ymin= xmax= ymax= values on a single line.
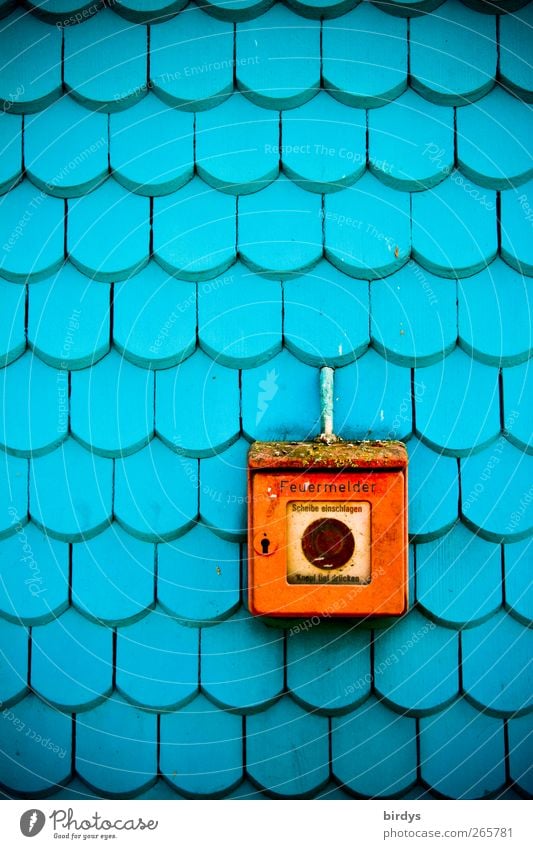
xmin=0 ymin=0 xmax=532 ymax=800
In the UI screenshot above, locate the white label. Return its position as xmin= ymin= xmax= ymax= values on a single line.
xmin=286 ymin=500 xmax=371 ymax=585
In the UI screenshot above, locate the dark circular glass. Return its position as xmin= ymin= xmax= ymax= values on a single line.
xmin=301 ymin=518 xmax=355 ymax=569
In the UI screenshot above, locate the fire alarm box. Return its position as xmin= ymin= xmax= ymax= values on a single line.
xmin=248 ymin=441 xmax=408 ymax=618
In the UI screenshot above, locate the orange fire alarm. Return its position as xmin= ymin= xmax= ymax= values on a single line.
xmin=248 ymin=440 xmax=408 ymax=619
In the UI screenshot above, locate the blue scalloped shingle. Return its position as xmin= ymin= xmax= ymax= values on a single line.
xmin=0 ymin=618 xmax=28 ymax=706
xmin=68 ymin=180 xmax=150 ymax=282
xmin=113 ymin=262 xmax=195 ymax=369
xmin=30 ymin=440 xmax=113 ymax=542
xmin=196 ymin=93 xmax=279 ymax=195
xmin=458 ymin=259 xmax=533 ymax=368
xmin=368 ymin=89 xmax=454 ymax=191
xmin=420 ymin=698 xmax=505 ymax=798
xmin=286 ymin=0 xmax=360 ymax=17
xmin=25 ymin=0 xmax=98 ymax=21
xmin=415 ymin=349 xmax=500 ymax=456
xmin=0 ymin=111 xmax=22 ymax=195
xmin=457 ymin=89 xmax=533 ymax=190
xmin=241 ymin=349 xmax=320 ymax=442
xmin=284 ymin=261 xmax=369 ymax=367
xmin=224 ymin=780 xmax=265 ymax=799
xmin=246 ymin=697 xmax=329 ymax=797
xmin=412 ymin=174 xmax=497 ymax=278
xmin=197 ymin=0 xmax=274 ymax=20
xmin=114 ymin=0 xmax=188 ymax=24
xmin=0 ymin=455 xmax=28 ymax=541
xmin=0 ymin=695 xmax=71 ymax=796
xmin=287 ymin=623 xmax=371 ymax=715
xmin=410 ymin=0 xmax=496 ymax=105
xmin=0 ymin=278 xmax=24 ymax=367
xmin=332 ymin=696 xmax=417 ymax=797
xmin=461 ymin=440 xmax=533 ymax=542
xmin=408 ymin=439 xmax=459 ymax=540
xmin=154 ymin=177 xmax=236 ymax=281
xmin=32 ymin=608 xmax=112 ymax=711
xmin=501 ymin=177 xmax=533 ymax=276
xmin=323 ymin=4 xmax=407 ymax=108
xmin=503 ymin=360 xmax=533 ymax=454
xmin=72 ymin=525 xmax=154 ymax=625
xmin=508 ymin=714 xmax=533 ymax=796
xmin=198 ymin=262 xmax=282 ymax=368
xmin=64 ymin=9 xmax=147 ymax=112
xmin=156 ymin=349 xmax=240 ymax=456
xmin=0 ymin=180 xmax=64 ymax=283
xmin=236 ymin=6 xmax=320 ymax=110
xmin=157 ymin=524 xmax=240 ymax=624
xmin=281 ymin=93 xmax=366 ymax=193
xmin=371 ymin=262 xmax=455 ymax=367
xmin=335 ymin=349 xmax=412 ymax=441
xmin=29 ymin=264 xmax=110 ymax=371
xmin=25 ymin=98 xmax=108 ymax=199
xmin=0 ymin=524 xmax=69 ymax=626
xmin=504 ymin=539 xmax=533 ymax=626
xmin=239 ymin=175 xmax=322 ymax=278
xmin=374 ymin=610 xmax=459 ymax=715
xmin=115 ymin=438 xmax=198 ymax=541
xmin=0 ymin=11 xmax=61 ymax=114
xmin=116 ymin=607 xmax=198 ymax=710
xmin=150 ymin=6 xmax=233 ymax=111
xmin=0 ymin=353 xmax=66 ymax=457
xmin=111 ymin=93 xmax=194 ymax=196
xmin=324 ymin=173 xmax=410 ymax=279
xmin=462 ymin=610 xmax=533 ymax=716
xmin=71 ymin=349 xmax=154 ymax=457
xmin=416 ymin=523 xmax=502 ymax=628
xmin=76 ymin=694 xmax=157 ymax=797
xmin=373 ymin=0 xmax=446 ymax=11
xmin=160 ymin=694 xmax=242 ymax=797
xmin=199 ymin=437 xmax=249 ymax=540
xmin=499 ymin=2 xmax=533 ymax=102
xmin=201 ymin=609 xmax=283 ymax=712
